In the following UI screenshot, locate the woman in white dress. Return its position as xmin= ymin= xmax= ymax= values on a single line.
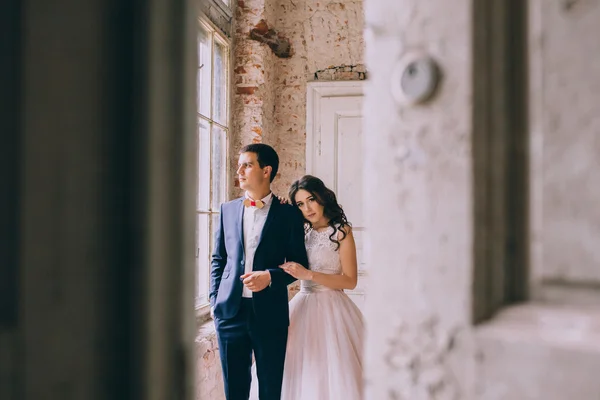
xmin=278 ymin=174 xmax=364 ymax=400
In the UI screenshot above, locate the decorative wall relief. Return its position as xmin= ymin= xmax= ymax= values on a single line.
xmin=385 ymin=316 xmax=461 ymax=400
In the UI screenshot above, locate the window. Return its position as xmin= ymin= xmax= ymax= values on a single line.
xmin=196 ymin=19 xmax=230 ymax=310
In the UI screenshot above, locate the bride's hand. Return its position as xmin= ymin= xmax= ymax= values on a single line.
xmin=280 ymin=262 xmax=313 ymax=280
xmin=274 ymin=194 xmax=290 ymax=204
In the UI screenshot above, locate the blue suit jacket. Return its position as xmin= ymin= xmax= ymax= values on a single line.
xmin=210 ymin=196 xmax=308 ymax=327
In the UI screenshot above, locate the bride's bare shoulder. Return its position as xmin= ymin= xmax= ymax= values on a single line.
xmin=336 ymin=224 xmax=353 ymax=240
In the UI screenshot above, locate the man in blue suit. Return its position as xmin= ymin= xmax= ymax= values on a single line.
xmin=210 ymin=143 xmax=308 ymax=400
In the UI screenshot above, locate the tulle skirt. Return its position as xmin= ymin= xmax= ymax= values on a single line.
xmin=251 ymin=287 xmax=364 ymax=400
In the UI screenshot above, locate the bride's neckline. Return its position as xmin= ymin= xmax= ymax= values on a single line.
xmin=311 ymin=225 xmax=333 ymax=234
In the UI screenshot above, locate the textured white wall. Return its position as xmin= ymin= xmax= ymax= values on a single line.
xmin=362 ymin=0 xmax=474 ymax=398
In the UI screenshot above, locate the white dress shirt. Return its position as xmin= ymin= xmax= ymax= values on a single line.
xmin=242 ymin=192 xmax=273 ymax=298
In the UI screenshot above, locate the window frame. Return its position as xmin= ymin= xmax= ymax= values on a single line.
xmin=196 ymin=16 xmax=231 ymax=318
xmin=213 ymin=0 xmax=233 ymax=18
xmin=472 ymin=0 xmax=529 ymax=323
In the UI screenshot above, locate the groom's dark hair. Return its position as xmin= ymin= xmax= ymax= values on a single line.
xmin=239 ymin=143 xmax=279 ymax=182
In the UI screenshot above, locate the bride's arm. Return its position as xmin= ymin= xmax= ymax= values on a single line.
xmin=281 ymin=227 xmax=358 ymax=290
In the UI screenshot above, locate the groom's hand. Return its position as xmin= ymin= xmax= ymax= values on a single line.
xmin=241 ymin=271 xmax=271 ymax=292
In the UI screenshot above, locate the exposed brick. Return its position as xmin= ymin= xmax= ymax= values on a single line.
xmin=253 ymin=19 xmax=269 ymax=35
xmin=315 ymin=70 xmax=333 ymax=80
xmin=231 ymin=0 xmax=365 ymax=199
xmin=236 ymin=86 xmax=257 ymax=95
xmin=314 ymin=64 xmax=367 ymax=81
xmin=354 ymin=63 xmax=367 ymax=73
xmin=337 ymin=71 xmax=360 ymax=80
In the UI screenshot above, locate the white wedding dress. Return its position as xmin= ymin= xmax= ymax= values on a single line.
xmin=250 ymin=225 xmax=364 ymax=400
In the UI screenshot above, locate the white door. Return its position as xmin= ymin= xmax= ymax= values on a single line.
xmin=306 ymin=81 xmax=366 ymax=313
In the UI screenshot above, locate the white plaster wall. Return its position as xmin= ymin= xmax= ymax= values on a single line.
xmin=362 ymin=0 xmax=474 ymax=398
xmin=538 ymin=1 xmax=600 ymax=284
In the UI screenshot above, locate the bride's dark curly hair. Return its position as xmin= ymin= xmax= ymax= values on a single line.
xmin=288 ymin=175 xmax=351 ymax=250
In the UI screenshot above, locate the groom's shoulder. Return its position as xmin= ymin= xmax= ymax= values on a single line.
xmin=278 ymin=202 xmax=294 ymax=212
xmin=220 ymin=197 xmax=243 ymax=211
xmin=277 ymin=202 xmax=302 ymax=219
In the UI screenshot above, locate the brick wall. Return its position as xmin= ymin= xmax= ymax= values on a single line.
xmin=231 ymin=0 xmax=365 ymax=198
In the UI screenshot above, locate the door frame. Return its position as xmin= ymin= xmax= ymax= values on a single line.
xmin=305 ymin=81 xmax=365 ymax=177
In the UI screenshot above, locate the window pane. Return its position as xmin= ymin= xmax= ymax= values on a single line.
xmin=213 ymin=39 xmax=229 ymax=126
xmin=197 ymin=26 xmax=212 ymax=118
xmin=196 ymin=213 xmax=210 ymax=308
xmin=198 ymin=120 xmax=210 ymax=210
xmin=211 ymin=125 xmax=227 ymax=211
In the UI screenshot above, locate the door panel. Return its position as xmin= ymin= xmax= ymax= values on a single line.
xmin=306 ymin=82 xmax=366 ymax=313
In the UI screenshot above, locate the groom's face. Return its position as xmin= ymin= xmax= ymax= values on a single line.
xmin=237 ymin=152 xmax=270 ymax=191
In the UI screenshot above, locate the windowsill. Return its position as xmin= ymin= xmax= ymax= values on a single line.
xmin=476 ymin=302 xmax=600 ymax=352
xmin=196 ymin=317 xmax=217 ymax=342
xmin=474 ymin=303 xmax=600 ymax=398
xmin=195 ymin=304 xmax=216 ymax=347
xmin=196 ymin=304 xmax=213 ymax=326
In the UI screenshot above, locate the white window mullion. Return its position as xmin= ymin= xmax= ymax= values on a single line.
xmin=196 ymin=18 xmax=230 ymax=311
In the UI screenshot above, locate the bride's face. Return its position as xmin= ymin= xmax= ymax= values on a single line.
xmin=294 ymin=189 xmax=325 ymax=225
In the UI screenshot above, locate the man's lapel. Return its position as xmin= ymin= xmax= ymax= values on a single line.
xmin=257 ymin=198 xmax=279 ymax=249
xmin=235 ymin=197 xmax=245 ymax=250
